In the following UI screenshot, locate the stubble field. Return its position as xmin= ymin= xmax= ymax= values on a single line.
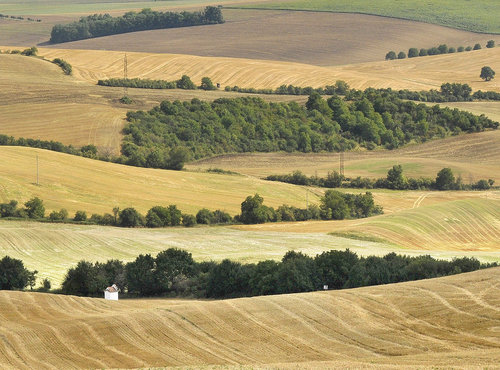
xmin=1 ymin=268 xmax=499 ymax=368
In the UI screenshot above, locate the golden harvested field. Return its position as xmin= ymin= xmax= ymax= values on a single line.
xmin=1 ymin=268 xmax=500 ymax=368
xmin=237 ymin=197 xmax=500 ymax=252
xmin=43 ymin=9 xmax=499 ymax=67
xmin=37 ymin=46 xmax=500 ymax=92
xmin=0 ymin=146 xmax=318 ymax=216
xmin=189 ymin=128 xmax=500 ymax=180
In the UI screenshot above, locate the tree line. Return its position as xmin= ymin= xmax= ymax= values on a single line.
xmin=50 ymin=6 xmax=224 ymax=43
xmin=98 ymin=75 xmax=216 ymax=90
xmin=266 ymin=166 xmax=495 ymax=191
xmin=0 ymin=14 xmax=41 ymax=22
xmin=0 ymin=190 xmax=382 ymax=231
xmin=3 ymin=249 xmax=496 ymax=298
xmin=120 ymin=92 xmax=498 ymax=168
xmin=385 ymin=40 xmax=495 ymax=60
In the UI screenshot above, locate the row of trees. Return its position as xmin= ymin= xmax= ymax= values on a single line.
xmin=0 ymin=190 xmax=382 ymax=230
xmin=120 ymin=92 xmax=498 ymax=167
xmin=50 ymin=6 xmax=224 ymax=43
xmin=0 ymin=14 xmax=41 ymax=22
xmin=98 ymin=75 xmax=216 ymax=90
xmin=384 ymin=83 xmax=500 ymax=103
xmin=58 ymin=248 xmax=497 ymax=298
xmin=266 ymin=166 xmax=495 ymax=191
xmin=385 ymin=40 xmax=495 ymax=60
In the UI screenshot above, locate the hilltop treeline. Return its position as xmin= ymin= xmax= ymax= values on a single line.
xmin=385 ymin=40 xmax=495 ymax=60
xmin=54 ymin=248 xmax=497 ymax=297
xmin=50 ymin=6 xmax=224 ymax=43
xmin=121 ymin=92 xmax=498 ymax=167
xmin=267 ymin=166 xmax=495 ymax=191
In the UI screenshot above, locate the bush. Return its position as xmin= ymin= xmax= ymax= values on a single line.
xmin=49 ymin=208 xmax=68 ymax=221
xmin=473 ymin=43 xmax=482 ymax=50
xmin=457 ymin=46 xmax=465 ymax=52
xmin=119 ymin=207 xmax=144 ymax=227
xmin=385 ymin=51 xmax=396 ymax=60
xmin=52 ymin=58 xmax=72 ymax=75
xmin=486 ymin=40 xmax=495 ymax=48
xmin=24 ymin=197 xmax=45 ymax=219
xmin=408 ymin=48 xmax=419 ymax=58
xmin=465 ymin=46 xmax=472 ymax=51
xmin=182 ymin=214 xmax=196 ymax=227
xmin=176 ymin=75 xmax=196 ymax=90
xmin=73 ymin=210 xmax=87 ymax=222
xmin=199 ymin=76 xmax=216 ymax=90
xmin=397 ymin=51 xmax=406 ymax=59
xmin=21 ymin=46 xmax=38 ymax=56
xmin=0 ymin=256 xmax=36 ymax=290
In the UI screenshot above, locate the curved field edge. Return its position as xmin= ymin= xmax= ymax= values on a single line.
xmin=232 ymin=0 xmax=500 ymax=34
xmin=1 ymin=267 xmax=499 ymax=368
xmin=238 ymin=198 xmax=500 ymax=252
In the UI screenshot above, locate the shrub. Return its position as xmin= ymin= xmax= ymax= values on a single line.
xmin=182 ymin=214 xmax=196 ymax=227
xmin=486 ymin=40 xmax=495 ymax=48
xmin=457 ymin=46 xmax=465 ymax=52
xmin=473 ymin=43 xmax=482 ymax=50
xmin=118 ymin=207 xmax=144 ymax=227
xmin=397 ymin=51 xmax=406 ymax=59
xmin=176 ymin=75 xmax=196 ymax=90
xmin=73 ymin=210 xmax=87 ymax=222
xmin=24 ymin=197 xmax=45 ymax=219
xmin=385 ymin=51 xmax=396 ymax=60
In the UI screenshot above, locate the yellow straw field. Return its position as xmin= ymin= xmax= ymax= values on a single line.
xmin=36 ymin=46 xmax=500 ymax=92
xmin=1 ymin=267 xmax=499 ymax=368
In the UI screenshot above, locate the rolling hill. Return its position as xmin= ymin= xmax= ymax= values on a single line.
xmin=1 ymin=267 xmax=499 ymax=368
xmin=37 ymin=46 xmax=500 ymax=92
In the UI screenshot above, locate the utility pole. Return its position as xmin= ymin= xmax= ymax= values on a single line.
xmin=36 ymin=154 xmax=39 ymax=186
xmin=123 ymin=53 xmax=128 ymax=97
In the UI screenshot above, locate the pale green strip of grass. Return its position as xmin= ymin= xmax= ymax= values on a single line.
xmin=234 ymin=0 xmax=500 ymax=34
xmin=0 ymin=0 xmax=236 ymax=15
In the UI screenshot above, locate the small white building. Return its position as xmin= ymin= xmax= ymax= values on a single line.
xmin=104 ymin=284 xmax=119 ymax=300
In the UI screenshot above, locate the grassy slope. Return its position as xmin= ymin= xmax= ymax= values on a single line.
xmin=0 ymin=146 xmax=317 ymax=216
xmin=1 ymin=268 xmax=499 ymax=368
xmin=238 ymin=0 xmax=500 ymax=33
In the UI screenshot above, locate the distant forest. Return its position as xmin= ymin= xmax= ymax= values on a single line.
xmin=50 ymin=6 xmax=224 ymax=43
xmin=120 ymin=90 xmax=498 ymax=169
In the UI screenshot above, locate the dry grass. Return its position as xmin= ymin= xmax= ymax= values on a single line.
xmin=1 ymin=268 xmax=499 ymax=368
xmin=189 ymin=129 xmax=500 ymax=181
xmin=0 ymin=146 xmax=317 ymax=216
xmin=35 ymin=46 xmax=500 ymax=92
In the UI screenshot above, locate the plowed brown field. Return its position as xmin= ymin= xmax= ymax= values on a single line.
xmin=43 ymin=9 xmax=499 ymax=66
xmin=1 ymin=268 xmax=499 ymax=368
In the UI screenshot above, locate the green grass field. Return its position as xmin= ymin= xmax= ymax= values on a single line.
xmin=0 ymin=0 xmax=237 ymax=15
xmin=236 ymin=0 xmax=500 ymax=33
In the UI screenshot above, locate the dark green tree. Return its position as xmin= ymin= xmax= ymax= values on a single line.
xmin=473 ymin=43 xmax=482 ymax=50
xmin=73 ymin=210 xmax=87 ymax=222
xmin=386 ymin=165 xmax=408 ymax=190
xmin=435 ymin=168 xmax=455 ymax=190
xmin=315 ymin=249 xmax=358 ymax=289
xmin=24 ymin=197 xmax=45 ymax=219
xmin=167 ymin=146 xmax=190 ymax=170
xmin=199 ymin=76 xmax=216 ymax=90
xmin=155 ymin=248 xmax=195 ymax=292
xmin=176 ymin=75 xmax=196 ymax=90
xmin=486 ymin=40 xmax=495 ymax=48
xmin=118 ymin=207 xmax=143 ymax=227
xmin=320 ymin=190 xmax=349 ymax=220
xmin=0 ymin=256 xmax=35 ymax=290
xmin=385 ymin=51 xmax=396 ymax=60
xmin=480 ymin=66 xmax=495 ymax=81
xmin=408 ymin=48 xmax=419 ymax=58
xmin=397 ymin=51 xmax=406 ymax=59
xmin=240 ymin=194 xmax=270 ymax=224
xmin=126 ymin=254 xmax=156 ymax=295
